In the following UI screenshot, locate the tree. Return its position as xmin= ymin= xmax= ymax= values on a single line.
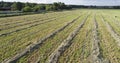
xmin=11 ymin=2 xmax=17 ymax=10
xmin=53 ymin=2 xmax=59 ymax=10
xmin=33 ymin=5 xmax=45 ymax=12
xmin=52 ymin=2 xmax=67 ymax=10
xmin=25 ymin=2 xmax=33 ymax=7
xmin=45 ymin=5 xmax=53 ymax=11
xmin=11 ymin=2 xmax=23 ymax=11
xmin=0 ymin=1 xmax=72 ymax=11
xmin=3 ymin=3 xmax=9 ymax=7
xmin=16 ymin=2 xmax=23 ymax=10
xmin=0 ymin=1 xmax=4 ymax=7
xmin=59 ymin=2 xmax=66 ymax=9
xmin=31 ymin=3 xmax=37 ymax=7
xmin=22 ymin=6 xmax=33 ymax=12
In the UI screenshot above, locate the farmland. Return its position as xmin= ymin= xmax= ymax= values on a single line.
xmin=0 ymin=9 xmax=120 ymax=63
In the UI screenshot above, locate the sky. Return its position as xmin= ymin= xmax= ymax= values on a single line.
xmin=1 ymin=0 xmax=120 ymax=6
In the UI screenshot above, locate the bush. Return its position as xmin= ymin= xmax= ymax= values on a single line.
xmin=22 ymin=6 xmax=33 ymax=12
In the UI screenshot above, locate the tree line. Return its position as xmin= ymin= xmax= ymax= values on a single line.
xmin=1 ymin=1 xmax=120 ymax=12
xmin=70 ymin=5 xmax=120 ymax=9
xmin=0 ymin=1 xmax=72 ymax=12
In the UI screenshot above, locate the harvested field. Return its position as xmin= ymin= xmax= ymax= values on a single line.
xmin=0 ymin=9 xmax=120 ymax=63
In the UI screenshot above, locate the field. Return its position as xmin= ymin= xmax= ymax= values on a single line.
xmin=0 ymin=11 xmax=45 ymax=17
xmin=0 ymin=9 xmax=120 ymax=63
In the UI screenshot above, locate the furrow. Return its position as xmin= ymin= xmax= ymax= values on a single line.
xmin=101 ymin=15 xmax=120 ymax=46
xmin=0 ymin=14 xmax=75 ymax=49
xmin=47 ymin=14 xmax=89 ymax=63
xmin=0 ymin=12 xmax=59 ymax=24
xmin=0 ymin=12 xmax=69 ymax=31
xmin=90 ymin=15 xmax=108 ymax=63
xmin=97 ymin=13 xmax=120 ymax=63
xmin=0 ymin=13 xmax=55 ymax=26
xmin=0 ymin=14 xmax=61 ymax=31
xmin=2 ymin=15 xmax=80 ymax=63
xmin=16 ymin=13 xmax=84 ymax=63
xmin=0 ymin=14 xmax=68 ymax=37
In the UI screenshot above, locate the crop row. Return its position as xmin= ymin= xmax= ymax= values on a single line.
xmin=101 ymin=15 xmax=120 ymax=46
xmin=101 ymin=13 xmax=120 ymax=35
xmin=0 ymin=10 xmax=84 ymax=62
xmin=0 ymin=12 xmax=73 ymax=36
xmin=47 ymin=12 xmax=89 ymax=63
xmin=15 ymin=12 xmax=87 ymax=63
xmin=0 ymin=11 xmax=82 ymax=49
xmin=0 ymin=14 xmax=73 ymax=36
xmin=58 ymin=13 xmax=93 ymax=63
xmin=0 ymin=11 xmax=68 ymax=24
xmin=0 ymin=13 xmax=64 ymax=30
xmin=96 ymin=13 xmax=120 ymax=63
xmin=0 ymin=11 xmax=74 ymax=30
